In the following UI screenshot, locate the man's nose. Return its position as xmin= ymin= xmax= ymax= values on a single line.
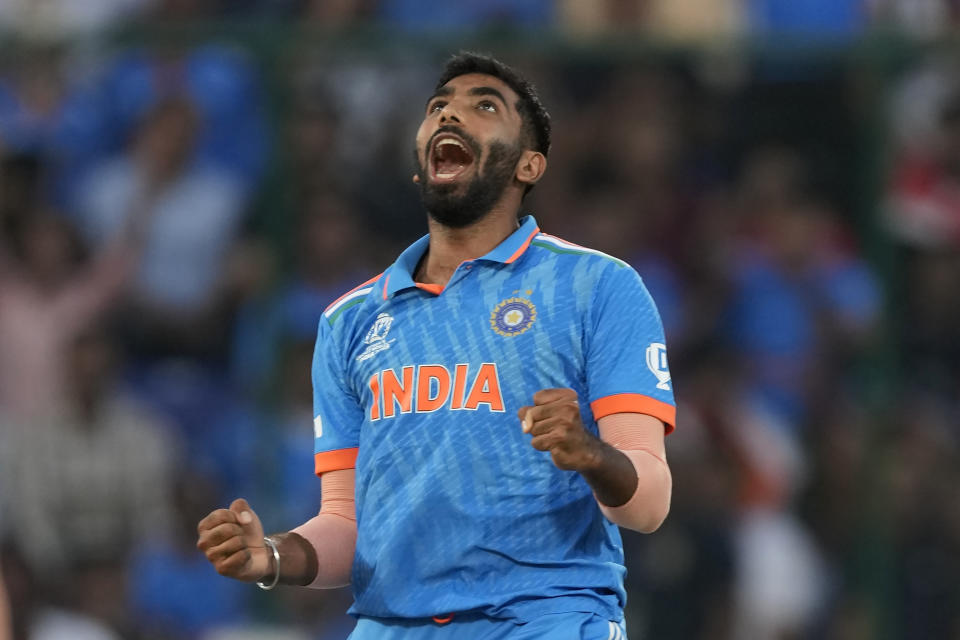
xmin=439 ymin=103 xmax=462 ymax=124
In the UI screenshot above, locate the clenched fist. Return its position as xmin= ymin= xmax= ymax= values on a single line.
xmin=518 ymin=388 xmax=604 ymax=472
xmin=196 ymin=498 xmax=271 ymax=582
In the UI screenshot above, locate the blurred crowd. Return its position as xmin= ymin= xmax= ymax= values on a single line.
xmin=1 ymin=0 xmax=960 ymax=39
xmin=0 ymin=2 xmax=959 ymax=640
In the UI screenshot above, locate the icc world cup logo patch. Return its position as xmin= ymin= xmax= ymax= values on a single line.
xmin=490 ymin=296 xmax=537 ymax=337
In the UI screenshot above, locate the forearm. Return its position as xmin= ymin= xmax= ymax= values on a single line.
xmin=283 ymin=467 xmax=356 ymax=589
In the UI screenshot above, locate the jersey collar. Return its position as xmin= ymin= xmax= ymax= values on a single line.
xmin=381 ymin=215 xmax=540 ymax=299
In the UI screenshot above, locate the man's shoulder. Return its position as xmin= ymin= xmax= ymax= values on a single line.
xmin=526 ymin=233 xmax=636 ymax=291
xmin=524 ymin=233 xmax=652 ymax=305
xmin=321 ymin=272 xmax=386 ymax=330
xmin=527 ymin=232 xmax=631 ymax=270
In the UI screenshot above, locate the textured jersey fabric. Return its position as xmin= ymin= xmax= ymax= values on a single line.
xmin=348 ymin=610 xmax=629 ymax=639
xmin=311 ymin=215 xmax=675 ymax=622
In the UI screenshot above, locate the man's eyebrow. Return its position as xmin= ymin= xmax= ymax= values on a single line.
xmin=425 ymin=85 xmax=453 ymax=108
xmin=467 ymin=86 xmax=510 ymax=110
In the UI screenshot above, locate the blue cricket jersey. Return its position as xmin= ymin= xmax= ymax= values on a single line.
xmin=312 ymin=215 xmax=675 ymax=622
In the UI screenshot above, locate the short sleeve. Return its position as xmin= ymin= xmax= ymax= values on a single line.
xmin=585 ymin=264 xmax=677 ymax=434
xmin=312 ymin=319 xmax=363 ymax=475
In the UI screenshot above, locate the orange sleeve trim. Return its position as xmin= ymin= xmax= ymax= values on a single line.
xmin=382 ymin=274 xmax=390 ymax=300
xmin=590 ymin=393 xmax=676 ymax=434
xmin=504 ymin=227 xmax=540 ymax=264
xmin=416 ymin=282 xmax=444 ymax=295
xmin=314 ymin=447 xmax=359 ymax=476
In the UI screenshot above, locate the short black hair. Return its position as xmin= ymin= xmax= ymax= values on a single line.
xmin=435 ymin=51 xmax=551 ymax=159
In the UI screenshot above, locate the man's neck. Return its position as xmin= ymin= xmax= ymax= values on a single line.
xmin=417 ymin=205 xmax=520 ymax=287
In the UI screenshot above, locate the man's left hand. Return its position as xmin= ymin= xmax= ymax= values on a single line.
xmin=518 ymin=388 xmax=603 ymax=471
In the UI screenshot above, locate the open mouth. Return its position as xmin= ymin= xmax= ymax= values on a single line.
xmin=429 ymin=134 xmax=475 ymax=183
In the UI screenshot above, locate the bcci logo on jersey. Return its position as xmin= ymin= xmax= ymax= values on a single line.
xmin=646 ymin=342 xmax=671 ymax=391
xmin=357 ymin=313 xmax=396 ymax=362
xmin=490 ymin=296 xmax=536 ymax=337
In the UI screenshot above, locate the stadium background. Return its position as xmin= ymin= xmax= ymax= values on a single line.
xmin=0 ymin=1 xmax=958 ymax=639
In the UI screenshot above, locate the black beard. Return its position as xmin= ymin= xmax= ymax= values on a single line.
xmin=416 ymin=140 xmax=522 ymax=229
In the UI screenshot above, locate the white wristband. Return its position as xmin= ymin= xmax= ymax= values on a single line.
xmin=256 ymin=536 xmax=281 ymax=591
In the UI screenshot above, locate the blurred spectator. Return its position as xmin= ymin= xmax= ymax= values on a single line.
xmin=128 ymin=472 xmax=251 ymax=639
xmin=0 ymin=47 xmax=67 ymax=155
xmin=0 ymin=205 xmax=153 ymax=420
xmin=227 ymin=234 xmax=283 ymax=395
xmin=899 ymin=248 xmax=960 ymax=395
xmin=888 ymin=56 xmax=960 ymax=157
xmin=646 ymin=0 xmax=746 ymax=39
xmin=124 ymin=360 xmax=262 ymax=502
xmin=301 ymin=0 xmax=371 ymax=25
xmin=282 ymin=52 xmax=431 ymax=205
xmin=887 ymin=90 xmax=960 ymax=248
xmin=733 ymin=508 xmax=827 ymax=639
xmin=558 ymin=0 xmax=745 ymax=39
xmin=886 ymin=396 xmax=960 ymax=639
xmin=29 ymin=608 xmax=121 ymax=640
xmin=0 ymin=328 xmax=177 ymax=580
xmin=798 ymin=402 xmax=880 ymax=639
xmin=223 ymin=0 xmax=301 ymax=19
xmin=748 ymin=0 xmax=864 ymax=35
xmin=0 ymin=46 xmax=116 ymax=206
xmin=724 ymin=152 xmax=882 ymax=426
xmin=678 ymin=348 xmax=827 ymax=640
xmin=886 ymin=77 xmax=960 ymax=397
xmin=96 ymin=43 xmax=269 ymax=187
xmin=0 ymin=152 xmax=41 ymax=223
xmin=556 ymin=0 xmax=643 ymax=35
xmin=283 ymin=90 xmax=345 ymax=195
xmin=75 ymin=96 xmax=247 ymax=358
xmin=867 ymin=0 xmax=959 ymax=37
xmin=376 ymin=0 xmax=552 ymax=30
xmin=230 ymin=194 xmax=374 ymax=395
xmin=280 ymin=193 xmax=373 ymax=337
xmin=270 ymin=338 xmax=323 ymax=526
xmin=146 ymin=0 xmax=217 ymax=20
xmin=0 ymin=0 xmax=153 ymax=37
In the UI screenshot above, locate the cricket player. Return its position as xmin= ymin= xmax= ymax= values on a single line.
xmin=198 ymin=52 xmax=675 ymax=640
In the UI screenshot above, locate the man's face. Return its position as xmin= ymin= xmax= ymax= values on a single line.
xmin=414 ymin=73 xmax=526 ymax=228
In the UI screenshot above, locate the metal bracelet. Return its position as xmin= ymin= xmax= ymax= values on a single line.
xmin=256 ymin=536 xmax=281 ymax=591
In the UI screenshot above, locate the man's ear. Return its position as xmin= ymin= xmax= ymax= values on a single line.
xmin=413 ymin=174 xmax=421 ymax=184
xmin=515 ymin=150 xmax=547 ymax=189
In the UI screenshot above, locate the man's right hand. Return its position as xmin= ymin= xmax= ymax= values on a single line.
xmin=197 ymin=498 xmax=270 ymax=582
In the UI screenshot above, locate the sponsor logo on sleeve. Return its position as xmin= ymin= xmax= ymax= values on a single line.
xmin=645 ymin=342 xmax=671 ymax=391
